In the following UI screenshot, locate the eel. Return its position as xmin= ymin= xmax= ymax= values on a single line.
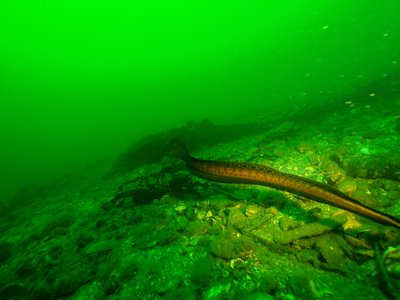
xmin=167 ymin=139 xmax=400 ymax=229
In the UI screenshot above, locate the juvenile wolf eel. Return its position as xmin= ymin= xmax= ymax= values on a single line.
xmin=168 ymin=140 xmax=400 ymax=229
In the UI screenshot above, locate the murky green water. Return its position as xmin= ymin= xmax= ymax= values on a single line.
xmin=1 ymin=0 xmax=399 ymax=201
xmin=0 ymin=1 xmax=399 ymax=299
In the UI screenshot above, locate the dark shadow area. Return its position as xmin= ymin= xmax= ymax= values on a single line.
xmin=103 ymin=118 xmax=278 ymax=179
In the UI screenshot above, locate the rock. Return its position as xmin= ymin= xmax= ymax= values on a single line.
xmin=239 ymin=292 xmax=274 ymax=300
xmin=0 ymin=283 xmax=29 ymax=300
xmin=157 ymin=228 xmax=177 ymax=246
xmin=0 ymin=241 xmax=13 ymax=265
xmin=256 ymin=190 xmax=287 ymax=208
xmin=322 ymin=161 xmax=344 ymax=183
xmin=69 ymin=282 xmax=107 ymax=299
xmin=121 ymin=209 xmax=142 ymax=225
xmin=316 ymin=234 xmax=350 ymax=275
xmin=296 ymin=142 xmax=316 ymax=154
xmin=174 ymin=215 xmax=189 ymax=231
xmin=273 ymin=219 xmax=341 ymax=244
xmin=387 ymin=262 xmax=400 ymax=277
xmin=227 ymin=207 xmax=247 ymax=229
xmin=345 ymin=154 xmax=400 ymax=180
xmin=236 ymin=208 xmax=273 ymax=233
xmin=186 ymin=219 xmax=210 ymax=236
xmin=210 ymin=232 xmax=255 ymax=260
xmin=85 ymin=239 xmax=118 ymax=255
xmin=45 ymin=243 xmax=64 ymax=264
xmin=190 ymin=255 xmax=214 ymax=286
xmin=44 ymin=211 xmax=76 ymax=235
xmin=279 ymin=218 xmax=298 ymax=232
xmin=336 ymin=179 xmax=357 ymax=195
xmin=209 ymin=195 xmax=235 ymax=211
xmin=174 ymin=205 xmax=186 ymax=214
xmin=52 ymin=261 xmax=97 ymax=298
xmin=163 ymin=285 xmax=196 ymax=300
xmin=351 ymin=190 xmax=375 ymax=207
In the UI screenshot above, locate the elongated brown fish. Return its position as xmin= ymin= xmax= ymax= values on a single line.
xmin=168 ymin=140 xmax=400 ymax=229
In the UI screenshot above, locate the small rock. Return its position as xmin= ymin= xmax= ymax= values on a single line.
xmin=85 ymin=239 xmax=118 ymax=255
xmin=279 ymin=218 xmax=298 ymax=232
xmin=186 ymin=220 xmax=210 ymax=236
xmin=210 ymin=232 xmax=255 ymax=259
xmin=174 ymin=205 xmax=186 ymax=214
xmin=336 ymin=179 xmax=357 ymax=195
xmin=0 ymin=283 xmax=29 ymax=300
xmin=316 ymin=234 xmax=350 ymax=274
xmin=190 ymin=256 xmax=214 ymax=285
xmin=0 ymin=241 xmax=13 ymax=265
xmin=52 ymin=261 xmax=97 ymax=298
xmin=175 ymin=215 xmax=189 ymax=231
xmin=273 ymin=219 xmax=341 ymax=244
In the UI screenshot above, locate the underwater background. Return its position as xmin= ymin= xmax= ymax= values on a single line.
xmin=1 ymin=0 xmax=400 ymax=299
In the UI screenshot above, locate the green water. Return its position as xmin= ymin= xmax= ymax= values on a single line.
xmin=1 ymin=0 xmax=399 ymax=201
xmin=1 ymin=1 xmax=400 ymax=299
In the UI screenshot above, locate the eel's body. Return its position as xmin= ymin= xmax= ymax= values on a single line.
xmin=168 ymin=140 xmax=400 ymax=229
